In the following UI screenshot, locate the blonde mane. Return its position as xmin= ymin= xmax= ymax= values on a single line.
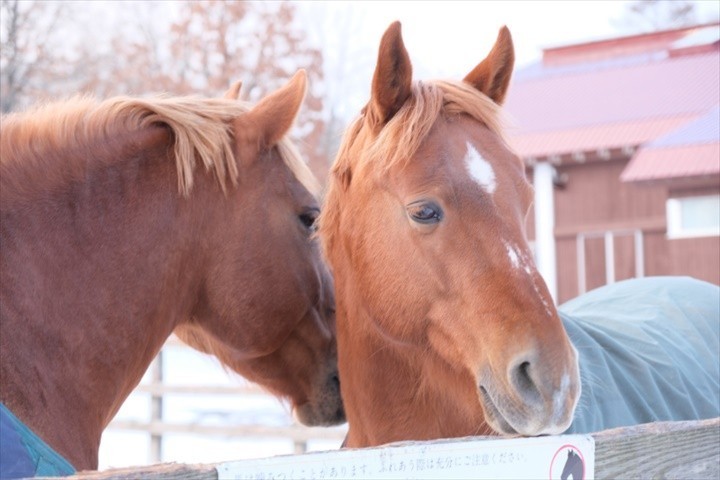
xmin=0 ymin=94 xmax=317 ymax=199
xmin=333 ymin=79 xmax=508 ymax=181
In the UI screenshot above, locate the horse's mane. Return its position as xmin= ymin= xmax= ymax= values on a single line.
xmin=335 ymin=79 xmax=507 ymax=179
xmin=0 ymin=95 xmax=317 ymax=201
xmin=320 ymin=79 xmax=509 ymax=255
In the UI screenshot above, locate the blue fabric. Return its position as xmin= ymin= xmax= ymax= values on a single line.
xmin=560 ymin=276 xmax=720 ymax=434
xmin=0 ymin=406 xmax=35 ymax=479
xmin=0 ymin=404 xmax=75 ymax=479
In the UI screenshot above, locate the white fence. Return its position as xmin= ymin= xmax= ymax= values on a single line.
xmin=576 ymin=228 xmax=644 ymax=295
xmin=105 ymin=338 xmax=347 ymax=465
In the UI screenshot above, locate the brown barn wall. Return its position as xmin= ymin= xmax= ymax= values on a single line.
xmin=664 ymin=236 xmax=720 ymax=284
xmin=555 ymin=237 xmax=576 ymax=304
xmin=526 ymin=157 xmax=719 ymax=304
xmin=553 ymin=159 xmax=667 ymax=230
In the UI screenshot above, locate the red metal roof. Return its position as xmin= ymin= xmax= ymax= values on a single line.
xmin=621 ymin=106 xmax=720 ymax=182
xmin=504 ymin=23 xmax=720 ymax=159
xmin=621 ymin=144 xmax=719 ymax=182
xmin=541 ymin=22 xmax=719 ymax=67
xmin=510 ymin=115 xmax=699 ymax=159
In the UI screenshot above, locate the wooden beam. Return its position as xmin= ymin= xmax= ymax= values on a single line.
xmin=45 ymin=418 xmax=719 ymax=480
xmin=67 ymin=463 xmax=217 ymax=480
xmin=595 ymin=418 xmax=720 ymax=479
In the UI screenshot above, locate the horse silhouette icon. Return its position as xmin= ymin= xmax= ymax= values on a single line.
xmin=561 ymin=450 xmax=584 ymax=480
xmin=550 ymin=445 xmax=585 ymax=480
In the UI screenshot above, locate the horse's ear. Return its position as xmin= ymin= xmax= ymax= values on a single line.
xmin=369 ymin=21 xmax=412 ymax=126
xmin=463 ymin=26 xmax=514 ymax=105
xmin=224 ymin=80 xmax=242 ymax=100
xmin=245 ymin=69 xmax=307 ymax=147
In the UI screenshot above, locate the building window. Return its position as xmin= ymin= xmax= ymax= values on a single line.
xmin=666 ymin=194 xmax=720 ymax=239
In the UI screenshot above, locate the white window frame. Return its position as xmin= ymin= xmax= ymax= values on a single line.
xmin=666 ymin=194 xmax=720 ymax=239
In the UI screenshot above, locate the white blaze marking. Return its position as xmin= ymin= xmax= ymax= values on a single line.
xmin=464 ymin=141 xmax=496 ymax=193
xmin=506 ymin=242 xmax=521 ymax=270
xmin=504 ymin=240 xmax=555 ymax=317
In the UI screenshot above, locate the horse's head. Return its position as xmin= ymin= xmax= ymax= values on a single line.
xmin=321 ymin=23 xmax=579 ymax=443
xmin=561 ymin=450 xmax=583 ymax=480
xmin=176 ymin=71 xmax=344 ymax=427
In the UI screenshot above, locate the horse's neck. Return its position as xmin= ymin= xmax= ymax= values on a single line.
xmin=0 ymin=130 xmax=206 ymax=469
xmin=339 ymin=297 xmax=490 ymax=447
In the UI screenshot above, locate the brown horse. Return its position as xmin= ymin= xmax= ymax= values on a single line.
xmin=0 ymin=70 xmax=344 ymax=473
xmin=319 ymin=23 xmax=580 ymax=448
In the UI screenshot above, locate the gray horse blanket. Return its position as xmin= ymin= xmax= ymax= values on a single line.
xmin=561 ymin=276 xmax=720 ymax=434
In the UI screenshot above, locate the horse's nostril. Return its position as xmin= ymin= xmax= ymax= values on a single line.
xmin=511 ymin=360 xmax=540 ymax=402
xmin=517 ymin=361 xmax=531 ymax=386
xmin=331 ymin=373 xmax=340 ymax=389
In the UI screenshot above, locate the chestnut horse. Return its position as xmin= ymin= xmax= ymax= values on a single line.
xmin=320 ymin=21 xmax=720 ymax=449
xmin=0 ymin=70 xmax=343 ymax=474
xmin=319 ymin=23 xmax=580 ymax=448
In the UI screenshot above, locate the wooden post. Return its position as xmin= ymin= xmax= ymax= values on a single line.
xmin=576 ymin=233 xmax=586 ymax=295
xmin=293 ymin=439 xmax=307 ymax=455
xmin=149 ymin=351 xmax=163 ymax=464
xmin=604 ymin=230 xmax=615 ymax=285
xmin=634 ymin=229 xmax=644 ymax=279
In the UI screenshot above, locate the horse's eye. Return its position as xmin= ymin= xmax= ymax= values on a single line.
xmin=299 ymin=209 xmax=320 ymax=232
xmin=407 ymin=201 xmax=443 ymax=224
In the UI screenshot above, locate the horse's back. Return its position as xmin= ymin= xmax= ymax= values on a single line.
xmin=561 ymin=276 xmax=720 ymax=434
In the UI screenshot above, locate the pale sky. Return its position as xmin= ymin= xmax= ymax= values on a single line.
xmin=311 ymin=0 xmax=720 ymax=67
xmin=298 ymin=0 xmax=720 ymax=119
xmin=305 ymin=0 xmax=630 ymax=73
xmin=75 ymin=1 xmax=720 ymax=120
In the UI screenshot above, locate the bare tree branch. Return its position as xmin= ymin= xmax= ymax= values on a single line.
xmin=613 ymin=0 xmax=699 ymax=33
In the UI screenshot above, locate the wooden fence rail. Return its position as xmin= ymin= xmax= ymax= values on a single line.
xmin=108 ymin=382 xmax=347 ymax=443
xmin=109 ymin=420 xmax=347 ymax=443
xmin=106 ymin=344 xmax=347 ymax=458
xmin=62 ymin=417 xmax=719 ymax=480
